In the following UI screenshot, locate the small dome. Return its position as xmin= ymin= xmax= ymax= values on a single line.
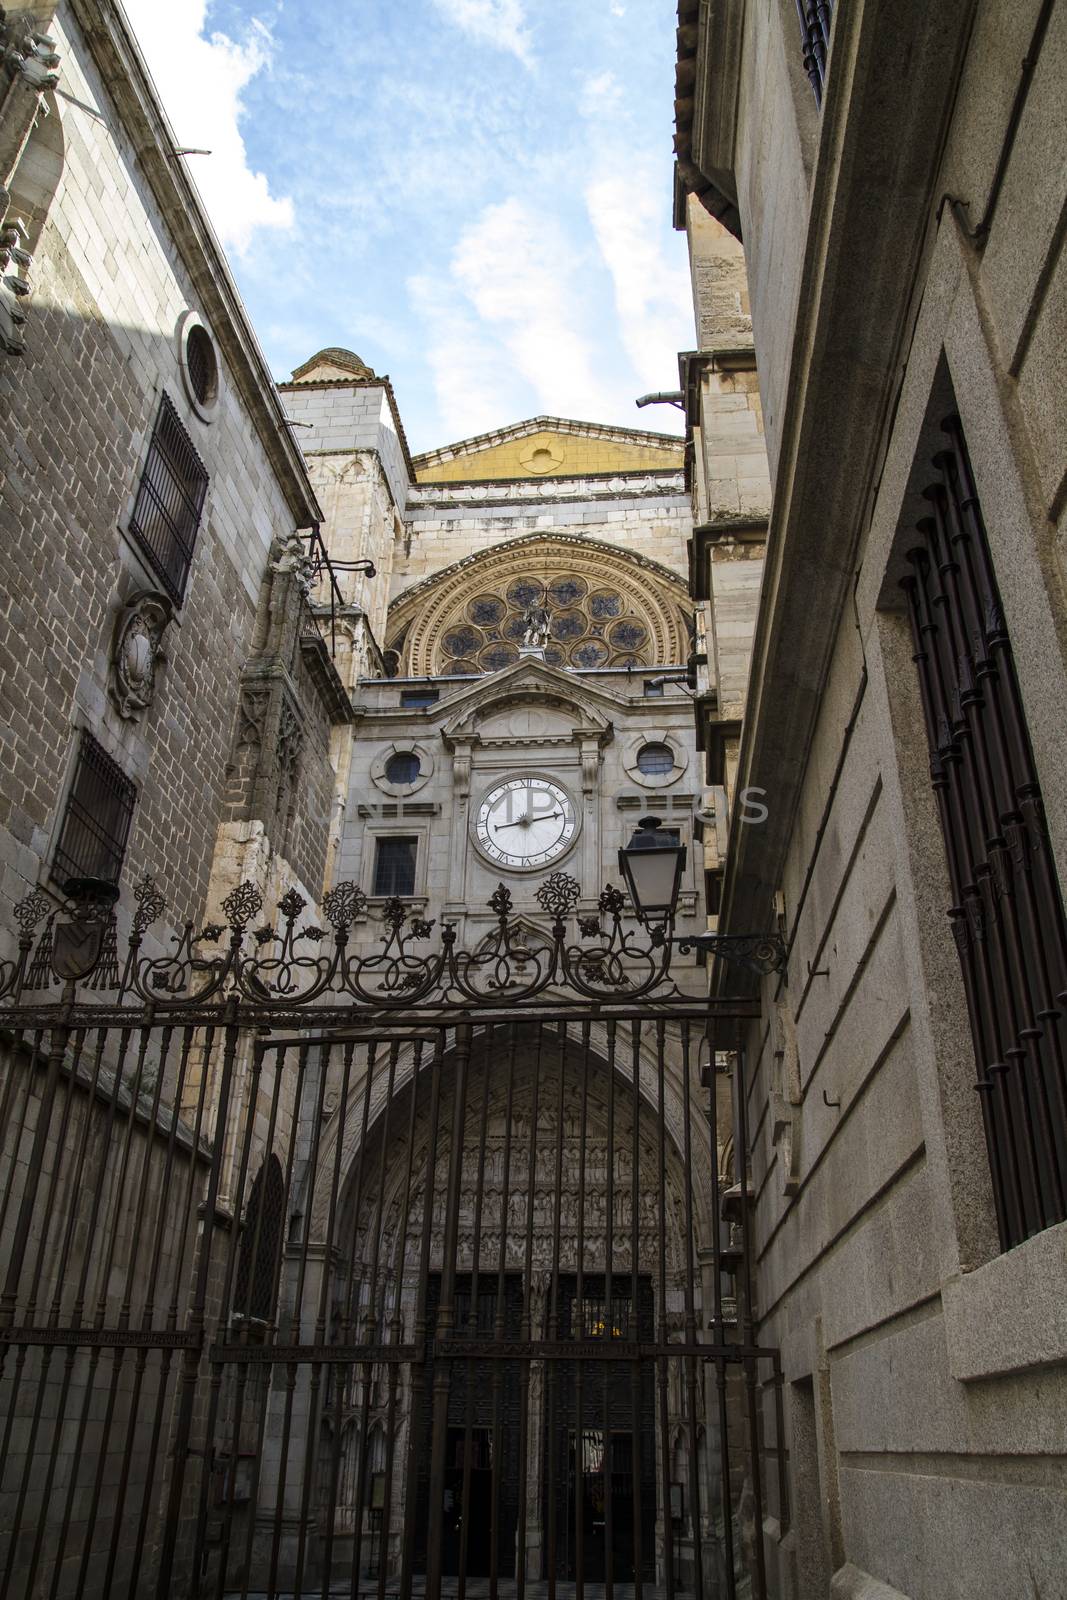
xmin=290 ymin=347 xmax=378 ymax=382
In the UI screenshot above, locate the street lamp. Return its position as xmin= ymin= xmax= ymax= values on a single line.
xmin=619 ymin=816 xmax=687 ymax=925
xmin=619 ymin=817 xmax=788 ymax=978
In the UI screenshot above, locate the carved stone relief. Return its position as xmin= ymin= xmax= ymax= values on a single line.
xmin=108 ymin=590 xmax=171 ymax=720
xmin=275 ymin=695 xmax=304 ymax=829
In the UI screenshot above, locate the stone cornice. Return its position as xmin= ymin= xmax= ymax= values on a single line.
xmin=688 ymin=517 xmax=768 ymax=600
xmin=673 ymin=0 xmax=743 ymax=239
xmin=406 ymin=471 xmax=686 ymax=511
xmin=437 ymin=659 xmax=624 ymax=745
xmin=679 ymin=346 xmax=757 ymax=431
xmin=67 ymin=0 xmax=321 ymax=529
xmin=412 ymin=414 xmax=685 ymax=471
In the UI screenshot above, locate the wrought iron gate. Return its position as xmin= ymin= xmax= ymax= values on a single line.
xmin=0 ymin=879 xmax=783 ymax=1600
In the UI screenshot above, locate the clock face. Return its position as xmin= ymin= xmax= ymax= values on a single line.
xmin=474 ymin=778 xmax=578 ymax=870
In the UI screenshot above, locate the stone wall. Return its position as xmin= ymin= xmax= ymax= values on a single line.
xmin=397 ymin=479 xmax=692 ymax=601
xmin=0 ymin=3 xmax=339 ymax=953
xmin=683 ymin=1 xmax=1067 ymax=1595
xmin=336 ymin=662 xmax=706 ymax=958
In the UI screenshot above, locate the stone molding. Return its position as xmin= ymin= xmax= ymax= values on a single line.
xmin=439 ymin=661 xmax=615 ymax=749
xmin=387 ymin=533 xmax=691 ymax=677
xmin=407 ymin=472 xmax=685 ymax=508
xmin=369 ymin=740 xmax=435 ymax=797
xmin=0 ymin=12 xmax=60 ymax=354
xmin=411 ymin=412 xmax=685 ymax=472
xmin=621 ymin=727 xmax=690 ymax=790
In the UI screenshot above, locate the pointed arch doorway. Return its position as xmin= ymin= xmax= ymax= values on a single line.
xmin=232 ymin=1007 xmax=756 ymax=1600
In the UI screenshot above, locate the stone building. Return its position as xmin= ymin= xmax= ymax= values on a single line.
xmin=674 ymin=1 xmax=1067 ymax=1597
xmin=0 ymin=0 xmax=352 ymax=946
xmin=253 ymin=367 xmax=722 ymax=1586
xmin=0 ymin=5 xmax=754 ymax=1591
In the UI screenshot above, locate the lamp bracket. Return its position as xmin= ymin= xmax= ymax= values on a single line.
xmin=677 ymin=930 xmax=788 ymax=977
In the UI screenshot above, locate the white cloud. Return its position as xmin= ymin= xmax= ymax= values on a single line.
xmin=121 ymin=0 xmax=294 ymax=255
xmin=451 ymin=198 xmax=618 ymax=422
xmin=585 ymin=169 xmax=693 ymax=390
xmin=407 ymin=274 xmax=511 ymax=443
xmin=431 ymin=0 xmax=534 ymax=66
xmin=579 ymin=71 xmax=622 ymax=118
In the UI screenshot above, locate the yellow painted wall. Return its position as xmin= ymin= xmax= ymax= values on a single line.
xmin=415 ymin=428 xmax=683 ymax=483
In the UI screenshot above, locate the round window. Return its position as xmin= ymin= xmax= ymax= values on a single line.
xmin=636 ymin=742 xmax=674 ymax=776
xmin=186 ymin=325 xmax=218 ymax=406
xmin=385 ymin=751 xmax=421 ymax=785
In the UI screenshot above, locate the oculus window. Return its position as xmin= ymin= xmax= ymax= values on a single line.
xmin=636 ymin=742 xmax=675 ymax=776
xmin=385 ymin=751 xmax=421 ymax=785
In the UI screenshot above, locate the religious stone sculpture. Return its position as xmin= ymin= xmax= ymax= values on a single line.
xmin=520 ymin=602 xmax=550 ymax=649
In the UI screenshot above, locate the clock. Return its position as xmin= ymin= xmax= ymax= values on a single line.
xmin=474 ymin=777 xmax=578 ymax=870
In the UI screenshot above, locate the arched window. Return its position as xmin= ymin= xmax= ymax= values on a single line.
xmin=233 ymin=1154 xmax=284 ymax=1322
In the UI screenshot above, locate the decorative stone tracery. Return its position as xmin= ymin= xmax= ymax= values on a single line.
xmin=387 ymin=535 xmax=691 ymax=677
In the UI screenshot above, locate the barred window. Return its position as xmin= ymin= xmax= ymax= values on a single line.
xmin=373 ymin=836 xmax=417 ymax=897
xmin=52 ymin=733 xmax=136 ymax=888
xmin=901 ymin=413 xmax=1067 ymax=1251
xmin=128 ymin=393 xmax=208 ymax=602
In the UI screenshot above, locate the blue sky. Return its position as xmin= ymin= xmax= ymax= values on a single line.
xmin=122 ymin=0 xmax=692 ymax=454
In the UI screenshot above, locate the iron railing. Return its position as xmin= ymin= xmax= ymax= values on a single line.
xmin=902 ymin=413 xmax=1067 ymax=1250
xmin=794 ymin=0 xmax=834 ymax=105
xmin=0 ymin=874 xmax=783 ymax=1600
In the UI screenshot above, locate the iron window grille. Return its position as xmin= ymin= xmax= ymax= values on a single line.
xmin=901 ymin=413 xmax=1067 ymax=1251
xmin=52 ymin=732 xmax=137 ymax=888
xmin=795 ymin=0 xmax=834 ymax=105
xmin=373 ymin=836 xmax=418 ymax=897
xmin=128 ymin=393 xmax=209 ymax=603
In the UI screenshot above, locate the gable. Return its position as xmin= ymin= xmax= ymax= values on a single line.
xmin=413 ymin=419 xmax=684 ymax=484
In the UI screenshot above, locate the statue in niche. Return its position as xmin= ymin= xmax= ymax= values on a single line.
xmin=108 ymin=590 xmax=171 ymax=720
xmin=520 ymin=602 xmax=550 ymax=650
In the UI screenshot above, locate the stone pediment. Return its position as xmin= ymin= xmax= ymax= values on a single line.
xmin=440 ymin=659 xmax=616 ymax=749
xmin=413 ymin=415 xmax=684 ymax=484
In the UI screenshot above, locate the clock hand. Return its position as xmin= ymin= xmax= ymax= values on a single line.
xmin=493 ymin=811 xmax=563 ymax=832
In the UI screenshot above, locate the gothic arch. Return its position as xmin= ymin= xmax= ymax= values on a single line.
xmin=386 ymin=534 xmax=692 ymax=676
xmin=306 ymin=1024 xmax=715 ymax=1319
xmin=233 ymin=1153 xmax=285 ymax=1323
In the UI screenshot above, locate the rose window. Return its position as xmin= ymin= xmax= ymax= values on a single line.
xmin=428 ymin=573 xmax=653 ymax=674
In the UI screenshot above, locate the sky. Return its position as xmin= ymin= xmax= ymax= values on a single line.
xmin=121 ymin=0 xmax=693 ymax=454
